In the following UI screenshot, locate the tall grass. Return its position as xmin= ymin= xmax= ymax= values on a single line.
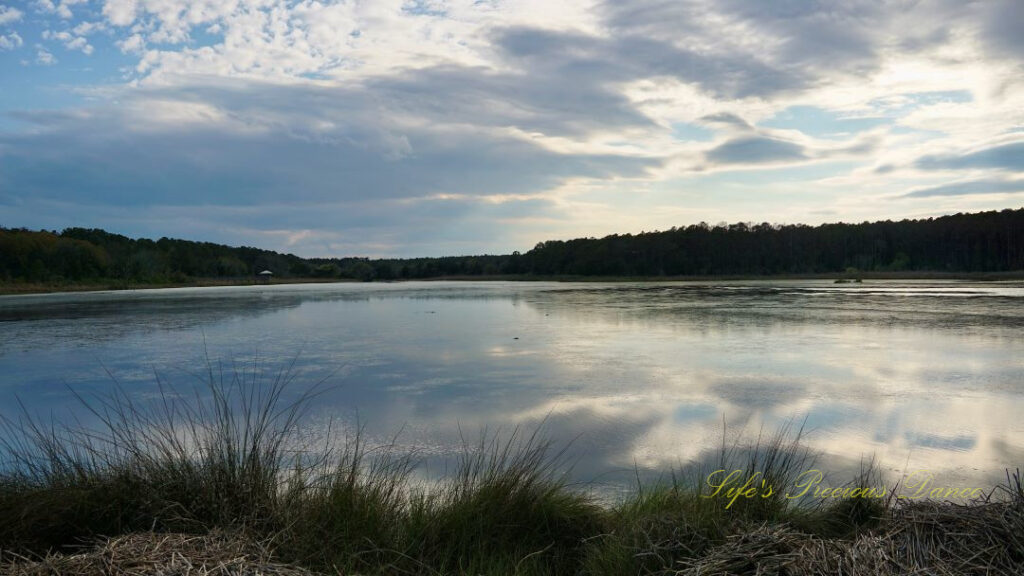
xmin=0 ymin=356 xmax=323 ymax=551
xmin=403 ymin=427 xmax=605 ymax=575
xmin=0 ymin=361 xmax=1018 ymax=575
xmin=579 ymin=420 xmax=880 ymax=575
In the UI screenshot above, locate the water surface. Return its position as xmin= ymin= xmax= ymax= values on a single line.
xmin=2 ymin=280 xmax=1022 ymax=493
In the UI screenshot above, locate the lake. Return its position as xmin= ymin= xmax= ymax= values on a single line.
xmin=2 ymin=280 xmax=1023 ymax=494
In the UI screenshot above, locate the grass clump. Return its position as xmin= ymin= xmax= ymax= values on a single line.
xmin=405 ymin=428 xmax=606 ymax=575
xmin=582 ymin=421 xmax=866 ymax=575
xmin=0 ymin=357 xmax=317 ymax=552
xmin=273 ymin=430 xmax=416 ymax=573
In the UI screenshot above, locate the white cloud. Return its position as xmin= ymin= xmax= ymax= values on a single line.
xmin=0 ymin=30 xmax=21 ymax=50
xmin=72 ymin=20 xmax=106 ymax=36
xmin=116 ymin=32 xmax=145 ymax=54
xmin=42 ymin=29 xmax=94 ymax=54
xmin=67 ymin=35 xmax=92 ymax=54
xmin=35 ymin=0 xmax=87 ymax=19
xmin=103 ymin=0 xmax=137 ymax=26
xmin=102 ymin=0 xmax=243 ymax=43
xmin=0 ymin=5 xmax=22 ymax=25
xmin=35 ymin=46 xmax=56 ymax=64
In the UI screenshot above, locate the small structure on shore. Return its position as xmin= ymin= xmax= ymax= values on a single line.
xmin=256 ymin=270 xmax=273 ymax=284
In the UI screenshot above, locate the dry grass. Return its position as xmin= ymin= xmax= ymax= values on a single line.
xmin=5 ymin=498 xmax=1023 ymax=576
xmin=4 ymin=489 xmax=1024 ymax=576
xmin=671 ymin=498 xmax=1024 ymax=576
xmin=883 ymin=499 xmax=1024 ymax=575
xmin=1 ymin=531 xmax=317 ymax=576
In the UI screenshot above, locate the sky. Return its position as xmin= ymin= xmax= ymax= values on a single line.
xmin=0 ymin=0 xmax=1022 ymax=258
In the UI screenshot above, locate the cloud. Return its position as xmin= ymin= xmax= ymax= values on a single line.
xmin=699 ymin=112 xmax=752 ymax=130
xmin=0 ymin=78 xmax=656 ymax=256
xmin=902 ymin=179 xmax=1024 ymax=198
xmin=0 ymin=5 xmax=22 ymax=26
xmin=35 ymin=0 xmax=88 ymax=20
xmin=1 ymin=0 xmax=1023 ymax=255
xmin=915 ymin=141 xmax=1024 ymax=172
xmin=496 ymin=25 xmax=807 ymax=100
xmin=116 ymin=33 xmax=144 ymax=54
xmin=72 ymin=20 xmax=104 ymax=35
xmin=601 ymin=0 xmax=886 ymax=83
xmin=369 ymin=62 xmax=655 ymax=139
xmin=705 ymin=135 xmax=807 ymax=165
xmin=102 ymin=0 xmax=136 ymax=27
xmin=982 ymin=0 xmax=1024 ymax=60
xmin=0 ymin=112 xmax=653 ymax=206
xmin=0 ymin=31 xmax=20 ymax=50
xmin=42 ymin=29 xmax=94 ymax=54
xmin=719 ymin=0 xmax=882 ymax=72
xmin=35 ymin=47 xmax=56 ymax=65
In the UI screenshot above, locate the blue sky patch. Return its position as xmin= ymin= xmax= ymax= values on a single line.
xmin=671 ymin=121 xmax=715 ymax=142
xmin=759 ymin=105 xmax=890 ymax=138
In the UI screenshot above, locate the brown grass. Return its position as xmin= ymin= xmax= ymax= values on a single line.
xmin=5 ymin=497 xmax=1023 ymax=576
xmin=673 ymin=498 xmax=1024 ymax=576
xmin=3 ymin=492 xmax=1023 ymax=576
xmin=1 ymin=531 xmax=317 ymax=576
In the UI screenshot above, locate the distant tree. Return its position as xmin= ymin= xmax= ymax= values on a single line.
xmin=348 ymin=261 xmax=375 ymax=281
xmin=312 ymin=263 xmax=340 ymax=278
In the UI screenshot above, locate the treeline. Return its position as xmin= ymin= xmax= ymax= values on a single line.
xmin=1 ymin=208 xmax=1023 ymax=285
xmin=364 ymin=208 xmax=1024 ymax=278
xmin=520 ymin=208 xmax=1024 ymax=277
xmin=0 ymin=227 xmax=308 ymax=285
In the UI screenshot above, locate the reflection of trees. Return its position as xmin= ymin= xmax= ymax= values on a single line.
xmin=0 ymin=291 xmax=305 ymax=353
xmin=0 ymin=284 xmax=529 ymax=354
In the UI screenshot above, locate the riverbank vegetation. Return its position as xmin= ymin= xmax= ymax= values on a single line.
xmin=1 ymin=363 xmax=1022 ymax=575
xmin=3 ymin=208 xmax=1023 ymax=290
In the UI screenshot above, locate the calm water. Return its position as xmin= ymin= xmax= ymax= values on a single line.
xmin=2 ymin=280 xmax=1023 ymax=493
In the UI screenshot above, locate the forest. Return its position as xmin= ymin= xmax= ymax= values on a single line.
xmin=1 ymin=208 xmax=1022 ymax=286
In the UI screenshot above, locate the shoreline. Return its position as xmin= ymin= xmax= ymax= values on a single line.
xmin=3 ymin=270 xmax=1024 ymax=296
xmin=0 ymin=277 xmax=360 ymax=296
